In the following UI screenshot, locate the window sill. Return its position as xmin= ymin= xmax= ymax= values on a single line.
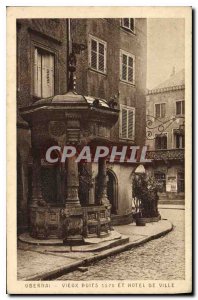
xmin=176 ymin=114 xmax=185 ymax=117
xmin=155 ymin=116 xmax=166 ymax=119
xmin=120 ymin=27 xmax=136 ymax=36
xmin=119 ymin=137 xmax=135 ymax=142
xmin=120 ymin=79 xmax=135 ymax=87
xmin=88 ymin=67 xmax=107 ymax=76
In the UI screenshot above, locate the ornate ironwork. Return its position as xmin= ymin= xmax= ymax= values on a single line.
xmin=146 ymin=114 xmax=185 ymax=140
xmin=146 ymin=149 xmax=184 ymax=161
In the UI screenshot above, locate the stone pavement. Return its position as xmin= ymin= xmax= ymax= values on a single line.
xmin=17 ymin=219 xmax=173 ymax=281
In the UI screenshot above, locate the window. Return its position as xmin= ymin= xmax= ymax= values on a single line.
xmin=155 ymin=103 xmax=166 ymax=118
xmin=177 ymin=171 xmax=184 ymax=193
xmin=120 ymin=105 xmax=135 ymax=140
xmin=88 ymin=35 xmax=107 ymax=74
xmin=174 ymin=132 xmax=184 ymax=149
xmin=155 ymin=134 xmax=167 ymax=150
xmin=121 ymin=18 xmax=135 ymax=33
xmin=176 ymin=100 xmax=185 ymax=115
xmin=154 ymin=172 xmax=166 ymax=193
xmin=120 ymin=50 xmax=135 ymax=84
xmin=34 ymin=48 xmax=54 ymax=98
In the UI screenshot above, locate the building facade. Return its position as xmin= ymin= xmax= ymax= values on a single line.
xmin=17 ymin=19 xmax=68 ymax=231
xmin=71 ymin=18 xmax=147 ymax=222
xmin=17 ymin=18 xmax=147 ymax=234
xmin=146 ymin=69 xmax=185 ymax=202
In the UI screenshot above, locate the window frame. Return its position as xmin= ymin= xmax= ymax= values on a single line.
xmin=176 ymin=100 xmax=185 ymax=116
xmin=119 ymin=104 xmax=136 ymax=141
xmin=155 ymin=102 xmax=166 ymax=118
xmin=88 ymin=34 xmax=107 ymax=75
xmin=120 ymin=49 xmax=135 ymax=85
xmin=31 ymin=41 xmax=57 ymax=100
xmin=173 ymin=131 xmax=185 ymax=149
xmin=155 ymin=133 xmax=168 ymax=150
xmin=154 ymin=171 xmax=166 ymax=193
xmin=121 ymin=18 xmax=135 ymax=34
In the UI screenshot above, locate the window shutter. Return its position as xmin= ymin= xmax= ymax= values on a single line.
xmin=50 ymin=54 xmax=54 ymax=97
xmin=130 ymin=19 xmax=135 ymax=32
xmin=155 ymin=104 xmax=160 ymax=118
xmin=37 ymin=51 xmax=42 ymax=97
xmin=121 ymin=108 xmax=128 ymax=139
xmin=161 ymin=103 xmax=166 ymax=117
xmin=42 ymin=53 xmax=47 ymax=98
xmin=128 ymin=109 xmax=135 ymax=140
xmin=34 ymin=48 xmax=38 ymax=96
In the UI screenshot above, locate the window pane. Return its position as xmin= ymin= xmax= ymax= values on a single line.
xmin=91 ymin=39 xmax=97 ymax=52
xmin=182 ymin=101 xmax=185 ymax=114
xmin=123 ymin=18 xmax=130 ymax=28
xmin=128 ymin=56 xmax=133 ymax=67
xmin=154 ymin=172 xmax=166 ymax=192
xmin=155 ymin=104 xmax=160 ymax=118
xmin=121 ymin=108 xmax=127 ymax=138
xmin=128 ymin=66 xmax=133 ymax=82
xmin=176 ymin=101 xmax=181 ymax=115
xmin=98 ymin=53 xmax=104 ymax=72
xmin=161 ymin=103 xmax=166 ymax=117
xmin=155 ymin=135 xmax=167 ymax=149
xmin=155 ymin=136 xmax=160 ymax=149
xmin=91 ymin=50 xmax=97 ymax=69
xmin=162 ymin=136 xmax=167 ymax=149
xmin=122 ymin=64 xmax=127 ymax=81
xmin=122 ymin=54 xmax=127 ymax=65
xmin=177 ymin=171 xmax=184 ymax=193
xmin=175 ymin=134 xmax=180 ymax=148
xmin=182 ymin=135 xmax=185 ymax=148
xmin=99 ymin=43 xmax=104 ymax=55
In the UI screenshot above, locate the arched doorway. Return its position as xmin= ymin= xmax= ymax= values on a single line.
xmin=107 ymin=169 xmax=118 ymax=214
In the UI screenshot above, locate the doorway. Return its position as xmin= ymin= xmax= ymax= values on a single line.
xmin=107 ymin=169 xmax=118 ymax=214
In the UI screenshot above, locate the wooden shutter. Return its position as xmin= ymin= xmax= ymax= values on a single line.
xmin=121 ymin=108 xmax=128 ymax=139
xmin=155 ymin=104 xmax=160 ymax=118
xmin=161 ymin=103 xmax=166 ymax=117
xmin=130 ymin=19 xmax=135 ymax=32
xmin=42 ymin=53 xmax=54 ymax=98
xmin=50 ymin=54 xmax=54 ymax=97
xmin=128 ymin=109 xmax=135 ymax=140
xmin=42 ymin=53 xmax=47 ymax=98
xmin=34 ymin=48 xmax=38 ymax=96
xmin=34 ymin=49 xmax=42 ymax=97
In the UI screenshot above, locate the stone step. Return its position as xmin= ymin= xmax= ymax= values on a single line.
xmin=159 ymin=199 xmax=185 ymax=205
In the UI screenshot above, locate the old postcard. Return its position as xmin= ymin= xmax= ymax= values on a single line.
xmin=7 ymin=6 xmax=192 ymax=294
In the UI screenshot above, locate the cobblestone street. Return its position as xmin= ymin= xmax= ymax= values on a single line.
xmin=57 ymin=209 xmax=185 ymax=280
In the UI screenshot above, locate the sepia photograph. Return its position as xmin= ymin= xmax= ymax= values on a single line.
xmin=6 ymin=6 xmax=192 ymax=294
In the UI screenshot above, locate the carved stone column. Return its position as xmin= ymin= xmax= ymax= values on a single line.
xmin=65 ymin=155 xmax=81 ymax=207
xmin=31 ymin=153 xmax=45 ymax=207
xmin=98 ymin=158 xmax=110 ymax=206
